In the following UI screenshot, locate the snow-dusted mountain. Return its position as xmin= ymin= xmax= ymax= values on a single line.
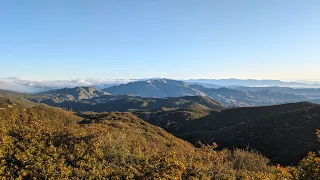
xmin=0 ymin=77 xmax=136 ymax=93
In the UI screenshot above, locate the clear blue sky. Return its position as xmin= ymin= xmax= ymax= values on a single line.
xmin=0 ymin=0 xmax=319 ymax=80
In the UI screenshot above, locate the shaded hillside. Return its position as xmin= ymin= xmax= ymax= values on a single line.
xmin=181 ymin=102 xmax=319 ymax=133
xmin=207 ymin=107 xmax=320 ymax=165
xmin=174 ymin=102 xmax=320 ymax=165
xmin=0 ymin=98 xmax=294 ymax=179
xmin=28 ymin=86 xmax=110 ymax=103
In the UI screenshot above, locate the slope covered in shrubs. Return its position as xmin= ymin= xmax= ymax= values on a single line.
xmin=0 ymin=99 xmax=296 ymax=179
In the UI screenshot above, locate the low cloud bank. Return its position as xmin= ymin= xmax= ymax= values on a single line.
xmin=0 ymin=77 xmax=135 ymax=93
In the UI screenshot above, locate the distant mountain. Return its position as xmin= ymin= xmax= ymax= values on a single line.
xmin=186 ymin=78 xmax=320 ymax=88
xmin=105 ymin=79 xmax=306 ymax=107
xmin=104 ymin=79 xmax=205 ymax=97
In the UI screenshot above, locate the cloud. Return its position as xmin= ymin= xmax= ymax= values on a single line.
xmin=0 ymin=77 xmax=135 ymax=93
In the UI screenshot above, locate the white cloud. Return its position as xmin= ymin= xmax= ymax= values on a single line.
xmin=0 ymin=77 xmax=136 ymax=93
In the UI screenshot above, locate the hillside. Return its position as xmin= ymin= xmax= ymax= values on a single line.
xmin=204 ymin=106 xmax=320 ymax=165
xmin=173 ymin=102 xmax=320 ymax=165
xmin=181 ymin=102 xmax=319 ymax=132
xmin=0 ymin=98 xmax=295 ymax=179
xmin=0 ymin=90 xmax=37 ymax=108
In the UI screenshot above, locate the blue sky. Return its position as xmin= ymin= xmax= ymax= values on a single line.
xmin=0 ymin=0 xmax=319 ymax=80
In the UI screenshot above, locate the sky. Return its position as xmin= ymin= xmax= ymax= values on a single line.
xmin=0 ymin=0 xmax=319 ymax=81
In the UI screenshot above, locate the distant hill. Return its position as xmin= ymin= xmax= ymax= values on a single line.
xmin=190 ymin=86 xmax=305 ymax=107
xmin=31 ymin=95 xmax=225 ymax=112
xmin=234 ymin=86 xmax=320 ymax=99
xmin=28 ymin=86 xmax=110 ymax=103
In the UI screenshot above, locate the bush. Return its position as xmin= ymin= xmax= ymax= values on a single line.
xmin=228 ymin=148 xmax=270 ymax=172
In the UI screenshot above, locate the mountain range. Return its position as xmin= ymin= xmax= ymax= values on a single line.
xmin=2 ymin=77 xmax=320 ymax=93
xmin=104 ymin=79 xmax=310 ymax=107
xmin=7 ymin=78 xmax=315 ymax=108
